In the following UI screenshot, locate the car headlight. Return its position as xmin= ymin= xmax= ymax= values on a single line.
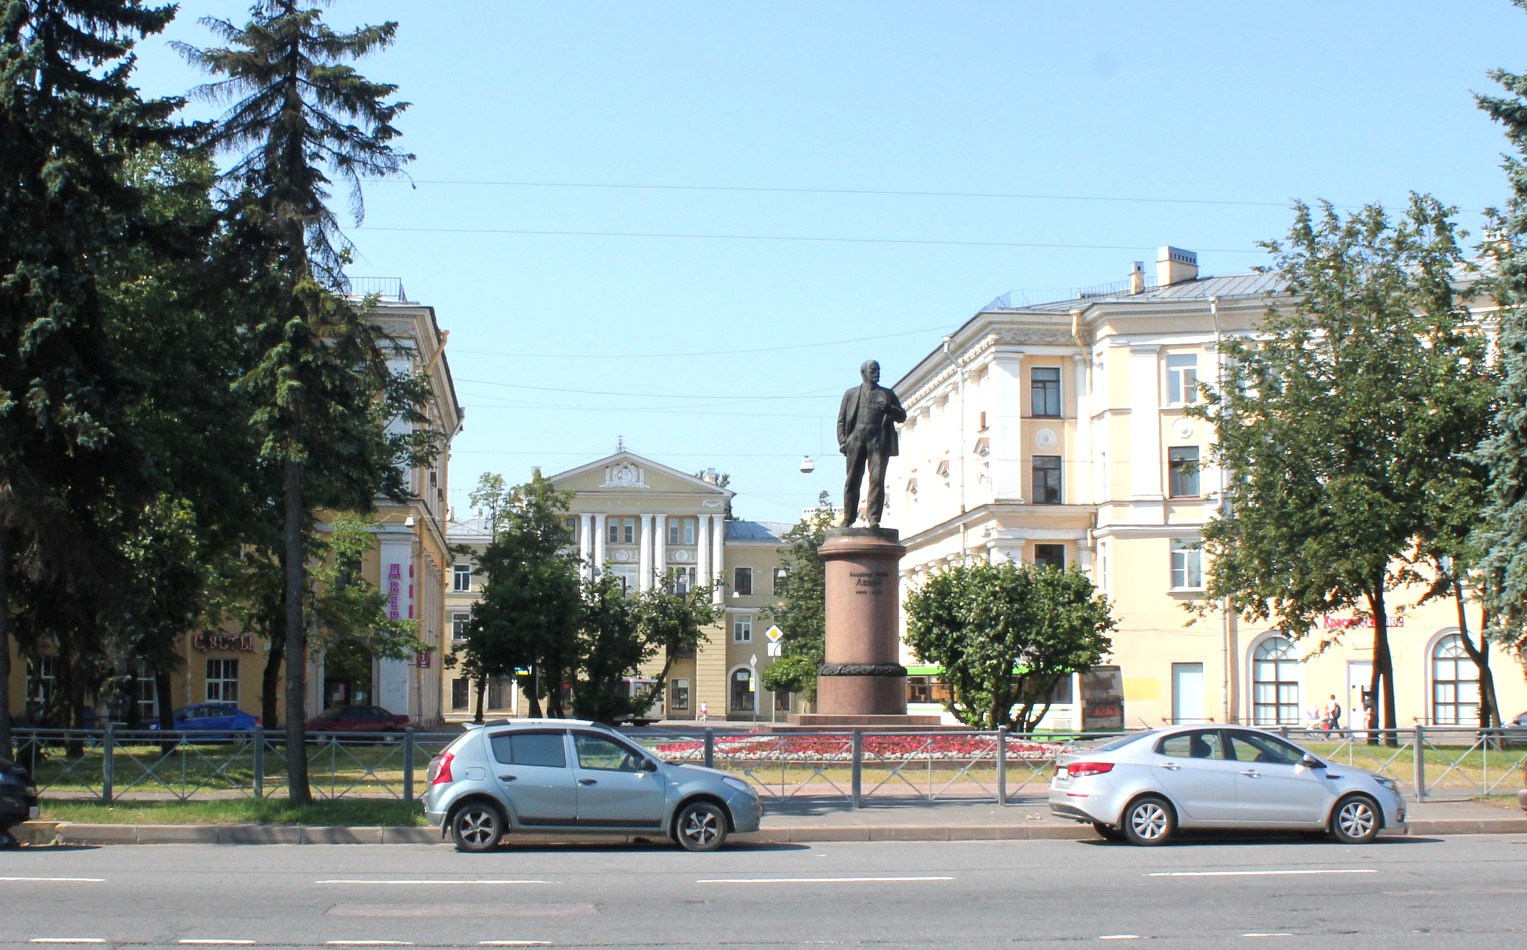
xmin=722 ymin=776 xmax=756 ymax=796
xmin=1374 ymin=776 xmax=1398 ymax=792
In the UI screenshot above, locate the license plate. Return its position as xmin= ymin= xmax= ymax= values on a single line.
xmin=28 ymin=805 xmax=39 ymax=820
xmin=1055 ymin=767 xmax=1069 ymax=779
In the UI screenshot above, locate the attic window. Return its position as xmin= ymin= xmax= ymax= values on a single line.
xmin=971 ymin=436 xmax=989 ymax=457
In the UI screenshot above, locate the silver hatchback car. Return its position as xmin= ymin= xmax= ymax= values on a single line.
xmin=423 ymin=719 xmax=762 ymax=852
xmin=1049 ymin=725 xmax=1407 ymax=845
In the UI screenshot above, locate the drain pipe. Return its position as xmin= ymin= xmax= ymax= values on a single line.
xmin=1209 ymin=296 xmax=1231 ymax=723
xmin=941 ymin=336 xmax=967 ymax=559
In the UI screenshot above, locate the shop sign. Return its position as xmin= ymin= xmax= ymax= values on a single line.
xmin=1080 ymin=665 xmax=1124 ymax=731
xmin=1322 ymin=615 xmax=1404 ymax=630
xmin=192 ymin=632 xmax=255 ymax=653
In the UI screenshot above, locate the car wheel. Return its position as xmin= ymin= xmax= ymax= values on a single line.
xmin=450 ymin=802 xmax=505 ymax=853
xmin=1121 ymin=795 xmax=1176 ymax=846
xmin=1092 ymin=822 xmax=1126 ymax=842
xmin=674 ymin=800 xmax=728 ymax=852
xmin=1330 ymin=794 xmax=1381 ymax=844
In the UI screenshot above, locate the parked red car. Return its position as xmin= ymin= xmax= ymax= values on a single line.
xmin=304 ymin=705 xmax=410 ymax=735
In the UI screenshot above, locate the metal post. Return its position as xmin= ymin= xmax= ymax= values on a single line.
xmin=403 ymin=728 xmax=416 ymax=803
xmin=851 ymin=729 xmax=864 ymax=809
xmin=996 ymin=726 xmax=1008 ymax=806
xmin=704 ymin=728 xmax=715 ymax=769
xmin=253 ymin=726 xmax=265 ymax=800
xmin=1413 ymin=726 xmax=1427 ymax=802
xmin=102 ymin=722 xmax=114 ymax=804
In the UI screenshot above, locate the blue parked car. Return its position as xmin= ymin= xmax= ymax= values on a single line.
xmin=150 ymin=703 xmax=261 ymax=739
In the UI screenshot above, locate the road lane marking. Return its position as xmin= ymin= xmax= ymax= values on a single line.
xmin=316 ymin=880 xmax=554 ymax=886
xmin=478 ymin=943 xmax=553 ymax=947
xmin=179 ymin=941 xmax=257 ymax=945
xmin=1147 ymin=869 xmax=1376 ymax=878
xmin=325 ymin=943 xmax=412 ymax=947
xmin=1243 ymin=935 xmax=1294 ymax=939
xmin=29 ymin=941 xmax=105 ymax=944
xmin=1099 ymin=937 xmax=1140 ymax=941
xmin=697 ymin=876 xmax=955 ymax=884
xmin=2 ymin=877 xmax=104 ymax=883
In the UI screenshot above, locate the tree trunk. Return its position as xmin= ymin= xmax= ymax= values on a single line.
xmin=283 ymin=456 xmax=311 ymax=804
xmin=0 ymin=525 xmax=11 ymax=760
xmin=262 ymin=633 xmax=285 ymax=728
xmin=1369 ymin=589 xmax=1398 ymax=747
xmin=473 ymin=677 xmax=484 ymax=724
xmin=1454 ymin=577 xmax=1501 ymax=732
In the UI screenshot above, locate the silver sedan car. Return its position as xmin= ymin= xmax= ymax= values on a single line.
xmin=423 ymin=719 xmax=762 ymax=852
xmin=1049 ymin=725 xmax=1406 ymax=845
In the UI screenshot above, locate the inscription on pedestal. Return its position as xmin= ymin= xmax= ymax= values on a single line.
xmin=851 ymin=570 xmax=888 ymax=595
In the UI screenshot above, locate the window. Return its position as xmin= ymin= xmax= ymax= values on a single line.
xmin=1252 ymin=637 xmax=1300 ymax=725
xmin=491 ymin=730 xmax=568 ymax=769
xmin=1033 ymin=456 xmax=1062 ymax=504
xmin=670 ymin=678 xmax=690 ymax=711
xmin=1031 ymin=366 xmax=1062 ymax=417
xmin=730 ymin=668 xmax=756 ymax=712
xmin=130 ymin=660 xmax=158 ymax=722
xmin=609 ymin=564 xmax=638 ymax=594
xmin=453 ymin=563 xmax=472 ymax=592
xmin=1431 ymin=634 xmax=1479 ymax=725
xmin=1168 ymin=446 xmax=1200 ymax=498
xmin=667 ymin=517 xmax=697 ymax=546
xmin=668 ymin=566 xmax=697 ymax=594
xmin=772 ymin=566 xmax=787 ymax=594
xmin=1170 ymin=538 xmax=1202 ymax=589
xmin=575 ymin=732 xmax=647 ymax=771
xmin=563 ymin=516 xmax=580 ymax=541
xmin=733 ymin=566 xmax=753 ymax=596
xmin=733 ymin=615 xmax=753 ymax=643
xmin=1033 ymin=544 xmax=1066 ymax=570
xmin=206 ymin=658 xmax=239 ymax=703
xmin=607 ymin=517 xmax=636 ymax=545
xmin=25 ymin=655 xmax=57 ymax=711
xmin=451 ymin=612 xmax=470 ymax=642
xmin=451 ymin=677 xmax=470 ymax=710
xmin=1166 ymin=353 xmax=1199 ymax=405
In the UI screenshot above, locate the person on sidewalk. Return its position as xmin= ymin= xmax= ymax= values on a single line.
xmin=1325 ymin=694 xmax=1343 ymax=733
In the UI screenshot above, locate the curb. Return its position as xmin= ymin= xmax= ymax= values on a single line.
xmin=10 ymin=816 xmax=1524 ymax=847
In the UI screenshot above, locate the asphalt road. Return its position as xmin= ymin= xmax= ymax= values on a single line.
xmin=2 ymin=833 xmax=1525 ymax=949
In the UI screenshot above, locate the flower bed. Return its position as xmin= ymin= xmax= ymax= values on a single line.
xmin=653 ymin=733 xmax=1065 ymax=763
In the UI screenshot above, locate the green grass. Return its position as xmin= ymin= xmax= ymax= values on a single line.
xmin=39 ymin=797 xmax=427 ymax=827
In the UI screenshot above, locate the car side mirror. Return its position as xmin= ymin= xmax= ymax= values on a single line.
xmin=643 ymin=758 xmax=659 ymax=772
xmin=1302 ymin=754 xmax=1326 ymax=769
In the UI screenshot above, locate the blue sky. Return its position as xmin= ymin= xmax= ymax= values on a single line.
xmin=128 ymin=1 xmax=1527 ymax=524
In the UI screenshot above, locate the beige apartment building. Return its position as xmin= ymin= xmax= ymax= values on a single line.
xmin=885 ymin=247 xmax=1527 ymax=730
xmin=6 ymin=283 xmax=463 ymax=728
xmin=444 ymin=451 xmax=795 ymax=723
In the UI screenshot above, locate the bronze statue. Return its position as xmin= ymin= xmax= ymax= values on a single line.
xmin=837 ymin=359 xmax=906 ymax=528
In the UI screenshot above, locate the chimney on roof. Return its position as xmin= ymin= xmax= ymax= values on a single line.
xmin=1157 ymin=246 xmax=1198 ymax=286
xmin=1128 ymin=260 xmax=1145 ymax=295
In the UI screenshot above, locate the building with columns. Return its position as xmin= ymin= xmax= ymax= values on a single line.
xmin=886 ymin=247 xmax=1527 ymax=730
xmin=444 ymin=451 xmax=795 ymax=723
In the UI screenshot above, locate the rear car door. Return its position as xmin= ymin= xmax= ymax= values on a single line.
xmin=570 ymin=730 xmax=665 ymax=829
xmin=487 ymin=728 xmax=579 ymax=826
xmin=1151 ymin=730 xmax=1239 ymax=822
xmin=1226 ymin=729 xmax=1331 ymax=825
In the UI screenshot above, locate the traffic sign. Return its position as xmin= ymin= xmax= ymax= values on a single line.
xmin=765 ymin=625 xmax=783 ymax=642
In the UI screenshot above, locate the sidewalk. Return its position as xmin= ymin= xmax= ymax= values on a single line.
xmin=10 ymin=796 xmax=1524 ymax=847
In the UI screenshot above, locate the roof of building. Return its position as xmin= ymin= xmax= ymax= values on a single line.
xmin=726 ymin=520 xmax=791 ymax=543
xmin=985 ymin=271 xmax=1286 ymax=314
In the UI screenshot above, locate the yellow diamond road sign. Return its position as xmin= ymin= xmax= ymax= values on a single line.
xmin=765 ymin=625 xmax=783 ymax=642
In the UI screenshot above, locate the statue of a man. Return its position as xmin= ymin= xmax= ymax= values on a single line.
xmin=837 ymin=359 xmax=906 ymax=528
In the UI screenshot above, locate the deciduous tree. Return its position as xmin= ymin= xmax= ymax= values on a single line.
xmin=904 ymin=560 xmax=1114 ymax=731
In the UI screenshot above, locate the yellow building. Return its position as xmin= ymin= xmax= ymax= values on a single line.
xmin=444 ymin=450 xmax=796 ymax=723
xmin=5 ymin=283 xmax=462 ymax=728
xmin=887 ymin=247 xmax=1527 ymax=729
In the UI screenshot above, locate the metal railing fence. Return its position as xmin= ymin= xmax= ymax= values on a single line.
xmin=10 ymin=724 xmax=1525 ymax=807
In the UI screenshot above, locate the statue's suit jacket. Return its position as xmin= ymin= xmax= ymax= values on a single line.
xmin=837 ymin=384 xmax=904 ymax=456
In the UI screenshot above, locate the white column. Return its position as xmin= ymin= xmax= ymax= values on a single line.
xmin=1129 ymin=345 xmax=1163 ymax=500
xmin=989 ymin=350 xmax=1024 ymax=500
xmin=697 ymin=514 xmax=712 ymax=598
xmin=592 ymin=513 xmax=607 ymax=575
xmin=654 ymin=514 xmax=668 ymax=587
xmin=639 ymin=514 xmax=655 ymax=590
xmin=1072 ymin=352 xmax=1092 ymax=505
xmin=580 ymin=513 xmax=594 ymax=576
xmin=710 ymin=514 xmax=727 ymax=605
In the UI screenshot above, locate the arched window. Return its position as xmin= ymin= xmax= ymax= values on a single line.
xmin=1431 ymin=633 xmax=1479 ymax=725
xmin=729 ymin=668 xmax=755 ymax=713
xmin=1251 ymin=636 xmax=1300 ymax=725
